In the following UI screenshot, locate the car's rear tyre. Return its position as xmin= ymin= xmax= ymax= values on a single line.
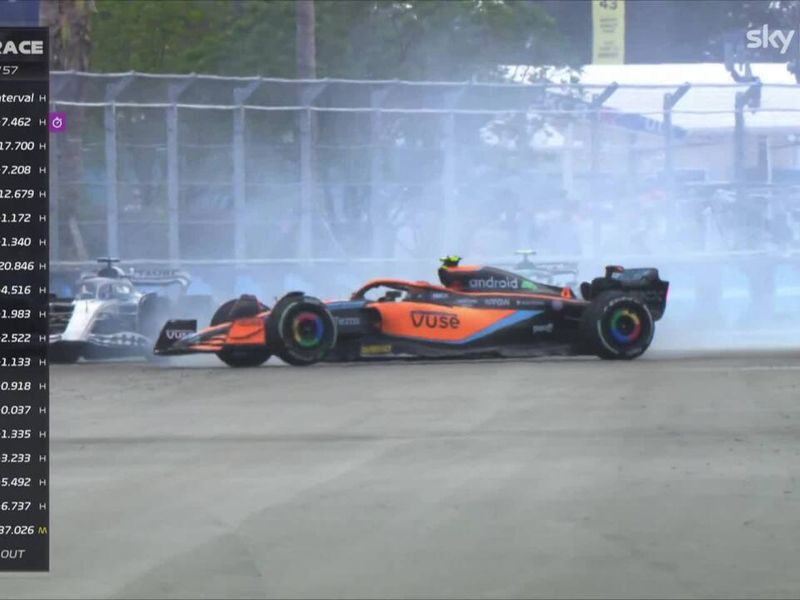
xmin=267 ymin=293 xmax=337 ymax=366
xmin=211 ymin=295 xmax=271 ymax=367
xmin=581 ymin=292 xmax=654 ymax=360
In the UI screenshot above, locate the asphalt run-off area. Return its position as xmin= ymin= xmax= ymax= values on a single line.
xmin=4 ymin=351 xmax=800 ymax=599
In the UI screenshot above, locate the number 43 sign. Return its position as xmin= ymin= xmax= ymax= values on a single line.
xmin=593 ymin=0 xmax=626 ymax=65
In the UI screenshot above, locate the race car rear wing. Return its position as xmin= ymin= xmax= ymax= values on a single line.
xmin=126 ymin=268 xmax=192 ymax=290
xmin=581 ymin=266 xmax=669 ymax=320
xmin=78 ymin=259 xmax=193 ymax=290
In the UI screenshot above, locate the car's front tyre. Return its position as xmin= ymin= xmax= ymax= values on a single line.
xmin=211 ymin=295 xmax=271 ymax=368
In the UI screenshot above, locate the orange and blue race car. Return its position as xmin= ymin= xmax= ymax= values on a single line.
xmin=153 ymin=256 xmax=669 ymax=367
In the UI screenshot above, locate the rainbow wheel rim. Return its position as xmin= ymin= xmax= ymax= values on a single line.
xmin=609 ymin=308 xmax=642 ymax=344
xmin=291 ymin=311 xmax=325 ymax=348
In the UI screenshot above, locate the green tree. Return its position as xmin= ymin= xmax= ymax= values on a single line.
xmin=89 ymin=0 xmax=574 ymax=79
xmin=42 ymin=0 xmax=97 ymax=260
xmin=314 ymin=0 xmax=574 ymax=79
xmin=90 ymin=1 xmax=293 ymax=75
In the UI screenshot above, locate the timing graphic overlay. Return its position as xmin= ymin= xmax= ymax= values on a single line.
xmin=0 ymin=27 xmax=49 ymax=572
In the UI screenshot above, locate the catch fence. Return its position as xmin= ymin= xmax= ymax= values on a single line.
xmin=49 ymin=71 xmax=800 ymax=265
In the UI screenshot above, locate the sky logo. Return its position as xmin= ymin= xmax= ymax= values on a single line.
xmin=745 ymin=25 xmax=798 ymax=55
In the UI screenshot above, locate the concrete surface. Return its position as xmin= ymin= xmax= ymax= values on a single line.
xmin=3 ymin=351 xmax=800 ymax=598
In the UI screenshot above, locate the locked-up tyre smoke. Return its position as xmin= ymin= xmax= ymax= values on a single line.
xmin=139 ymin=295 xmax=174 ymax=363
xmin=139 ymin=295 xmax=171 ymax=341
xmin=211 ymin=295 xmax=271 ymax=367
xmin=267 ymin=293 xmax=337 ymax=366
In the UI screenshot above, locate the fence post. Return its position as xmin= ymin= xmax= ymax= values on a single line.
xmin=441 ymin=86 xmax=466 ymax=255
xmin=103 ymin=103 xmax=119 ymax=258
xmin=231 ymin=81 xmax=261 ymax=263
xmin=166 ymin=79 xmax=194 ymax=264
xmin=588 ymin=83 xmax=617 ymax=174
xmin=734 ymin=81 xmax=761 ymax=202
xmin=441 ymin=112 xmax=457 ymax=254
xmin=165 ymin=105 xmax=179 ymax=263
xmin=298 ymin=108 xmax=313 ymax=260
xmin=663 ymin=83 xmax=690 ymax=193
xmin=297 ymin=82 xmax=327 ymax=260
xmin=589 ymin=83 xmax=618 ymax=256
xmin=734 ymin=94 xmax=744 ymax=184
xmin=369 ymin=109 xmax=383 ymax=257
xmin=103 ymin=76 xmax=133 ymax=258
xmin=369 ymin=84 xmax=393 ymax=257
xmin=232 ymin=109 xmax=246 ymax=262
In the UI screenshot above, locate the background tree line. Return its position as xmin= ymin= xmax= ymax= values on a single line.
xmin=41 ymin=0 xmax=800 ymax=79
xmin=87 ymin=0 xmax=573 ymax=79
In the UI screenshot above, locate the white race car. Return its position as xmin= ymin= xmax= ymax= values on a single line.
xmin=505 ymin=249 xmax=579 ymax=289
xmin=49 ymin=259 xmax=213 ymax=363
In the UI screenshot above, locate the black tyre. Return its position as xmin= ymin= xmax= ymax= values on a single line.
xmin=211 ymin=295 xmax=271 ymax=367
xmin=267 ymin=293 xmax=337 ymax=366
xmin=581 ymin=292 xmax=654 ymax=360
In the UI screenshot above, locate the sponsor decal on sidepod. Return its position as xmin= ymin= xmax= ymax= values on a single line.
xmin=336 ymin=317 xmax=361 ymax=327
xmin=410 ymin=310 xmax=460 ymax=329
xmin=483 ymin=297 xmax=512 ymax=307
xmin=468 ymin=277 xmax=537 ymax=291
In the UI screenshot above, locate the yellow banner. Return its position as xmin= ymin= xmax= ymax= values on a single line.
xmin=592 ymin=0 xmax=625 ymax=64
